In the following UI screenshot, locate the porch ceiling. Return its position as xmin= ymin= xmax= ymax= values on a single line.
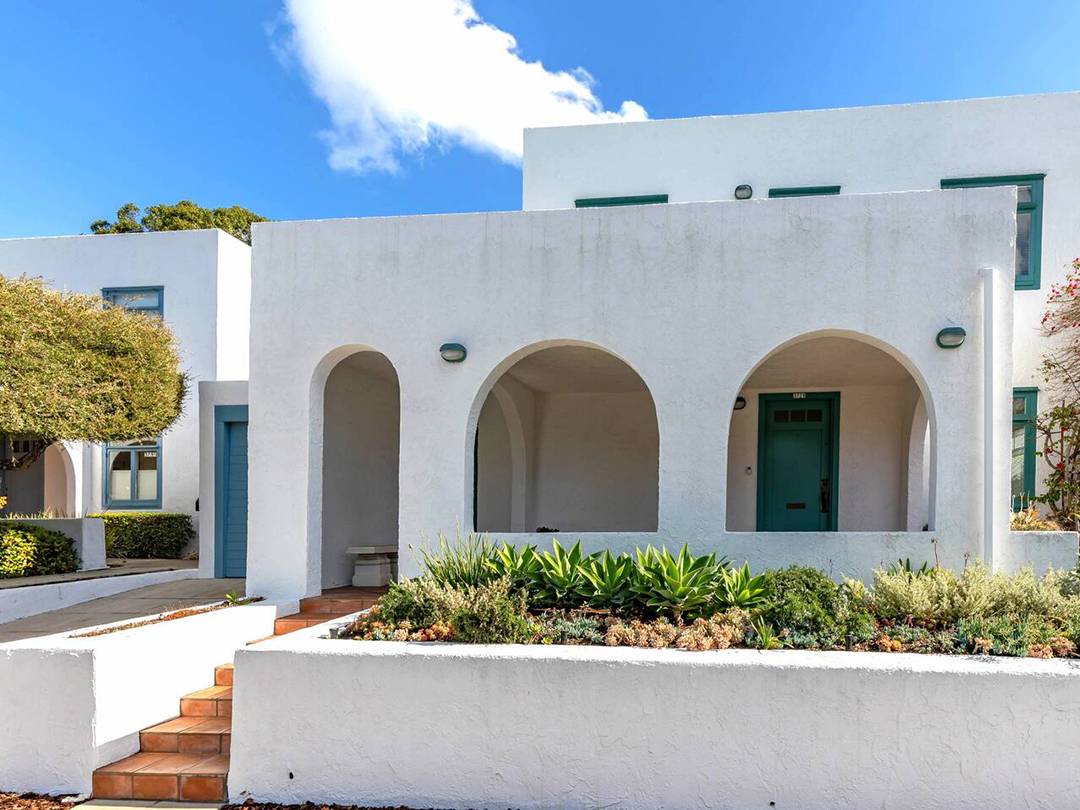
xmin=743 ymin=337 xmax=913 ymax=389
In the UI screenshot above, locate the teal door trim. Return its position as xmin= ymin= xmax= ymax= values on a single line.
xmin=214 ymin=405 xmax=249 ymax=578
xmin=756 ymin=392 xmax=840 ymax=531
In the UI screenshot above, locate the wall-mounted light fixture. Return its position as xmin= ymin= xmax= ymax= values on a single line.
xmin=734 ymin=184 xmax=753 ymax=200
xmin=935 ymin=327 xmax=966 ymax=349
xmin=439 ymin=342 xmax=467 ymax=363
xmin=733 ymin=396 xmax=747 ymax=410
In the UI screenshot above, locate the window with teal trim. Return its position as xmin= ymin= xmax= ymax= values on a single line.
xmin=102 ymin=286 xmax=164 ymax=316
xmin=574 ymin=194 xmax=668 ymax=208
xmin=941 ymin=175 xmax=1044 ymax=290
xmin=1011 ymin=388 xmax=1038 ymax=509
xmin=104 ymin=437 xmax=162 ymax=509
xmin=768 ymin=186 xmax=841 ymax=198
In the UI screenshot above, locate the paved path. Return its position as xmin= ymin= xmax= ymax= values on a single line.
xmin=0 ymin=578 xmax=245 ymax=644
xmin=0 ymin=558 xmax=198 ymax=590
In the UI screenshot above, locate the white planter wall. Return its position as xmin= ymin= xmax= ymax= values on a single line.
xmin=230 ymin=635 xmax=1080 ymax=810
xmin=0 ymin=600 xmax=288 ymax=795
xmin=0 ymin=517 xmax=106 ymax=571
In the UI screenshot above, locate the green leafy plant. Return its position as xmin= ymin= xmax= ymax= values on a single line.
xmin=415 ymin=529 xmax=496 ymax=589
xmin=487 ymin=542 xmax=542 ymax=590
xmin=89 ymin=512 xmax=194 ymax=558
xmin=0 ymin=523 xmax=79 ymax=578
xmin=633 ymin=545 xmax=723 ymax=618
xmin=718 ymin=563 xmax=771 ymax=610
xmin=759 ymin=566 xmax=844 ymax=645
xmin=749 ymin=618 xmax=787 ymax=650
xmin=955 ymin=614 xmax=1055 ymax=658
xmin=886 ymin=558 xmax=933 ymax=578
xmin=448 ymin=578 xmax=532 ymax=644
xmin=579 ymin=550 xmax=635 ymax=608
xmin=533 ymin=538 xmax=590 ymax=607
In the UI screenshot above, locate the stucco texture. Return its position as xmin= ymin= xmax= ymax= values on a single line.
xmin=246 ymin=189 xmax=1023 ymax=599
xmin=230 ymin=637 xmax=1080 ymax=809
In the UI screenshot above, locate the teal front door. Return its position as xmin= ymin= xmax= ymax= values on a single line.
xmin=757 ymin=393 xmax=839 ymax=531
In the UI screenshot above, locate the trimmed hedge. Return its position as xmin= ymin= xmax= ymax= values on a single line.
xmin=0 ymin=523 xmax=80 ymax=578
xmin=89 ymin=512 xmax=194 ymax=558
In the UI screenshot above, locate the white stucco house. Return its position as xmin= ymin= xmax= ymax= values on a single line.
xmin=0 ymin=229 xmax=250 ymax=563
xmin=234 ymin=91 xmax=1080 ymax=601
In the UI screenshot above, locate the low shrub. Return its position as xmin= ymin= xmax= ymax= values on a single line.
xmin=872 ymin=563 xmax=1080 ymax=625
xmin=89 ymin=512 xmax=194 ymax=558
xmin=0 ymin=523 xmax=80 ymax=578
xmin=449 ymin=578 xmax=532 ymax=644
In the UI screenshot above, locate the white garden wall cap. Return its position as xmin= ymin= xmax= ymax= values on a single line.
xmin=242 ymin=632 xmax=1080 ymax=678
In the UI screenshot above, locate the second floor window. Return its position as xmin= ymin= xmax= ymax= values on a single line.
xmin=941 ymin=175 xmax=1044 ymax=290
xmin=102 ymin=286 xmax=164 ymax=316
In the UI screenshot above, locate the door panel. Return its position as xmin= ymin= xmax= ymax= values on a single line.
xmin=758 ymin=395 xmax=837 ymax=531
xmin=222 ymin=422 xmax=248 ymax=577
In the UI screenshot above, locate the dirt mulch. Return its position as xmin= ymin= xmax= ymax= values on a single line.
xmin=0 ymin=794 xmax=77 ymax=810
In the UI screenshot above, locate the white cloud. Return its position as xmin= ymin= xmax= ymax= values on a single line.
xmin=279 ymin=0 xmax=648 ymax=173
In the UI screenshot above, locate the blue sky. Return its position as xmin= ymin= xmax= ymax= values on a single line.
xmin=1 ymin=1 xmax=1078 ymax=238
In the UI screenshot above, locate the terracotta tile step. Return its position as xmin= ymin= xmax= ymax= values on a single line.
xmin=274 ymin=611 xmax=353 ymax=636
xmin=179 ymin=684 xmax=232 ymax=718
xmin=141 ymin=715 xmax=232 ymax=754
xmin=298 ymin=596 xmax=379 ymax=614
xmin=215 ymin=662 xmax=233 ymax=686
xmin=93 ymin=752 xmax=229 ymax=802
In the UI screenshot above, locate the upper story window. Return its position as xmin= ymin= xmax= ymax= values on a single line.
xmin=940 ymin=175 xmax=1045 ymax=291
xmin=768 ymin=186 xmax=841 ymax=198
xmin=575 ymin=195 xmax=668 ymax=208
xmin=104 ymin=436 xmax=161 ymax=509
xmin=102 ymin=286 xmax=164 ymax=316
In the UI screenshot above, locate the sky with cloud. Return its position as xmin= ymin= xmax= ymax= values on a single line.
xmin=1 ymin=0 xmax=1078 ymax=237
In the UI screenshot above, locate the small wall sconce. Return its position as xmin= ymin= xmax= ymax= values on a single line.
xmin=733 ymin=396 xmax=747 ymax=410
xmin=935 ymin=327 xmax=966 ymax=349
xmin=734 ymin=184 xmax=753 ymax=200
xmin=440 ymin=342 xmax=467 ymax=363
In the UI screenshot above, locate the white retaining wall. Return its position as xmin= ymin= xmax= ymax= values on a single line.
xmin=1 ymin=517 xmax=107 ymax=572
xmin=0 ymin=566 xmax=199 ymax=625
xmin=230 ymin=635 xmax=1080 ymax=810
xmin=0 ymin=600 xmax=289 ymax=794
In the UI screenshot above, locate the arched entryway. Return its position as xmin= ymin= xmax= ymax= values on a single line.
xmin=472 ymin=343 xmax=659 ymax=533
xmin=318 ymin=349 xmax=400 ymax=589
xmin=726 ymin=331 xmax=935 ymax=532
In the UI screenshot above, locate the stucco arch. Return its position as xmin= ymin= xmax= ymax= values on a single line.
xmin=307 ymin=344 xmax=401 ymax=593
xmin=726 ymin=328 xmax=938 ymax=532
xmin=467 ymin=339 xmax=660 ymax=533
xmin=42 ymin=443 xmax=77 ymax=516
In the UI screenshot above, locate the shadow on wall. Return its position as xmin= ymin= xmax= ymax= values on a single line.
xmin=474 ymin=345 xmax=659 ymax=534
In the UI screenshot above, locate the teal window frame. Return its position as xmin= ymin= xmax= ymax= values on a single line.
xmin=103 ymin=436 xmax=163 ymax=509
xmin=1012 ymin=387 xmax=1038 ymax=510
xmin=940 ymin=175 xmax=1045 ymax=290
xmin=768 ymin=186 xmax=841 ymax=198
xmin=575 ymin=194 xmax=668 ymax=208
xmin=102 ymin=285 xmax=165 ymax=316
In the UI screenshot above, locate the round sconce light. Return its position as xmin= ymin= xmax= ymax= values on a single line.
xmin=936 ymin=327 xmax=966 ymax=349
xmin=734 ymin=184 xmax=753 ymax=200
xmin=439 ymin=342 xmax=467 ymax=363
xmin=733 ymin=396 xmax=747 ymax=410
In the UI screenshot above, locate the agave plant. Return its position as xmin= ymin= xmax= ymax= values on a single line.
xmin=487 ymin=542 xmax=542 ymax=590
xmin=633 ymin=544 xmax=722 ymax=618
xmin=533 ymin=538 xmax=591 ymax=607
xmin=580 ymin=550 xmax=635 ymax=608
xmin=750 ymin=617 xmax=787 ymax=650
xmin=718 ymin=563 xmax=771 ymax=610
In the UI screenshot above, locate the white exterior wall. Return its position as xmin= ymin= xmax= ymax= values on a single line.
xmin=523 ymin=92 xmax=1080 ymax=504
xmin=246 ymin=190 xmax=1021 ymax=600
xmin=0 ymin=230 xmax=251 ymax=528
xmin=230 ymin=635 xmax=1080 ymax=809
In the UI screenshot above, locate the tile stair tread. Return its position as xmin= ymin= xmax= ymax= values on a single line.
xmin=145 ymin=717 xmax=231 ymax=735
xmin=182 ymin=685 xmax=231 ymax=701
xmin=97 ymin=753 xmax=230 ymax=777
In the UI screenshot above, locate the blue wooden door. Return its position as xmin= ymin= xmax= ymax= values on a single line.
xmin=217 ymin=418 xmax=248 ymax=577
xmin=758 ymin=395 xmax=838 ymax=531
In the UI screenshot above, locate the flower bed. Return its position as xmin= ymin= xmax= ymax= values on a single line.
xmin=340 ymin=533 xmax=1080 ymax=659
xmin=70 ymin=594 xmax=262 ymax=637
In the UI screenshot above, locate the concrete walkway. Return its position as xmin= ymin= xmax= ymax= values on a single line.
xmin=0 ymin=578 xmax=244 ymax=643
xmin=0 ymin=558 xmax=198 ymax=590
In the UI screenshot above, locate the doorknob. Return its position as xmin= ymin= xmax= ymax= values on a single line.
xmin=820 ymin=478 xmax=831 ymax=513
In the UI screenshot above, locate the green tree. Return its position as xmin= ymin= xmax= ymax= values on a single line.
xmin=90 ymin=200 xmax=267 ymax=245
xmin=0 ymin=276 xmax=187 ymax=472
